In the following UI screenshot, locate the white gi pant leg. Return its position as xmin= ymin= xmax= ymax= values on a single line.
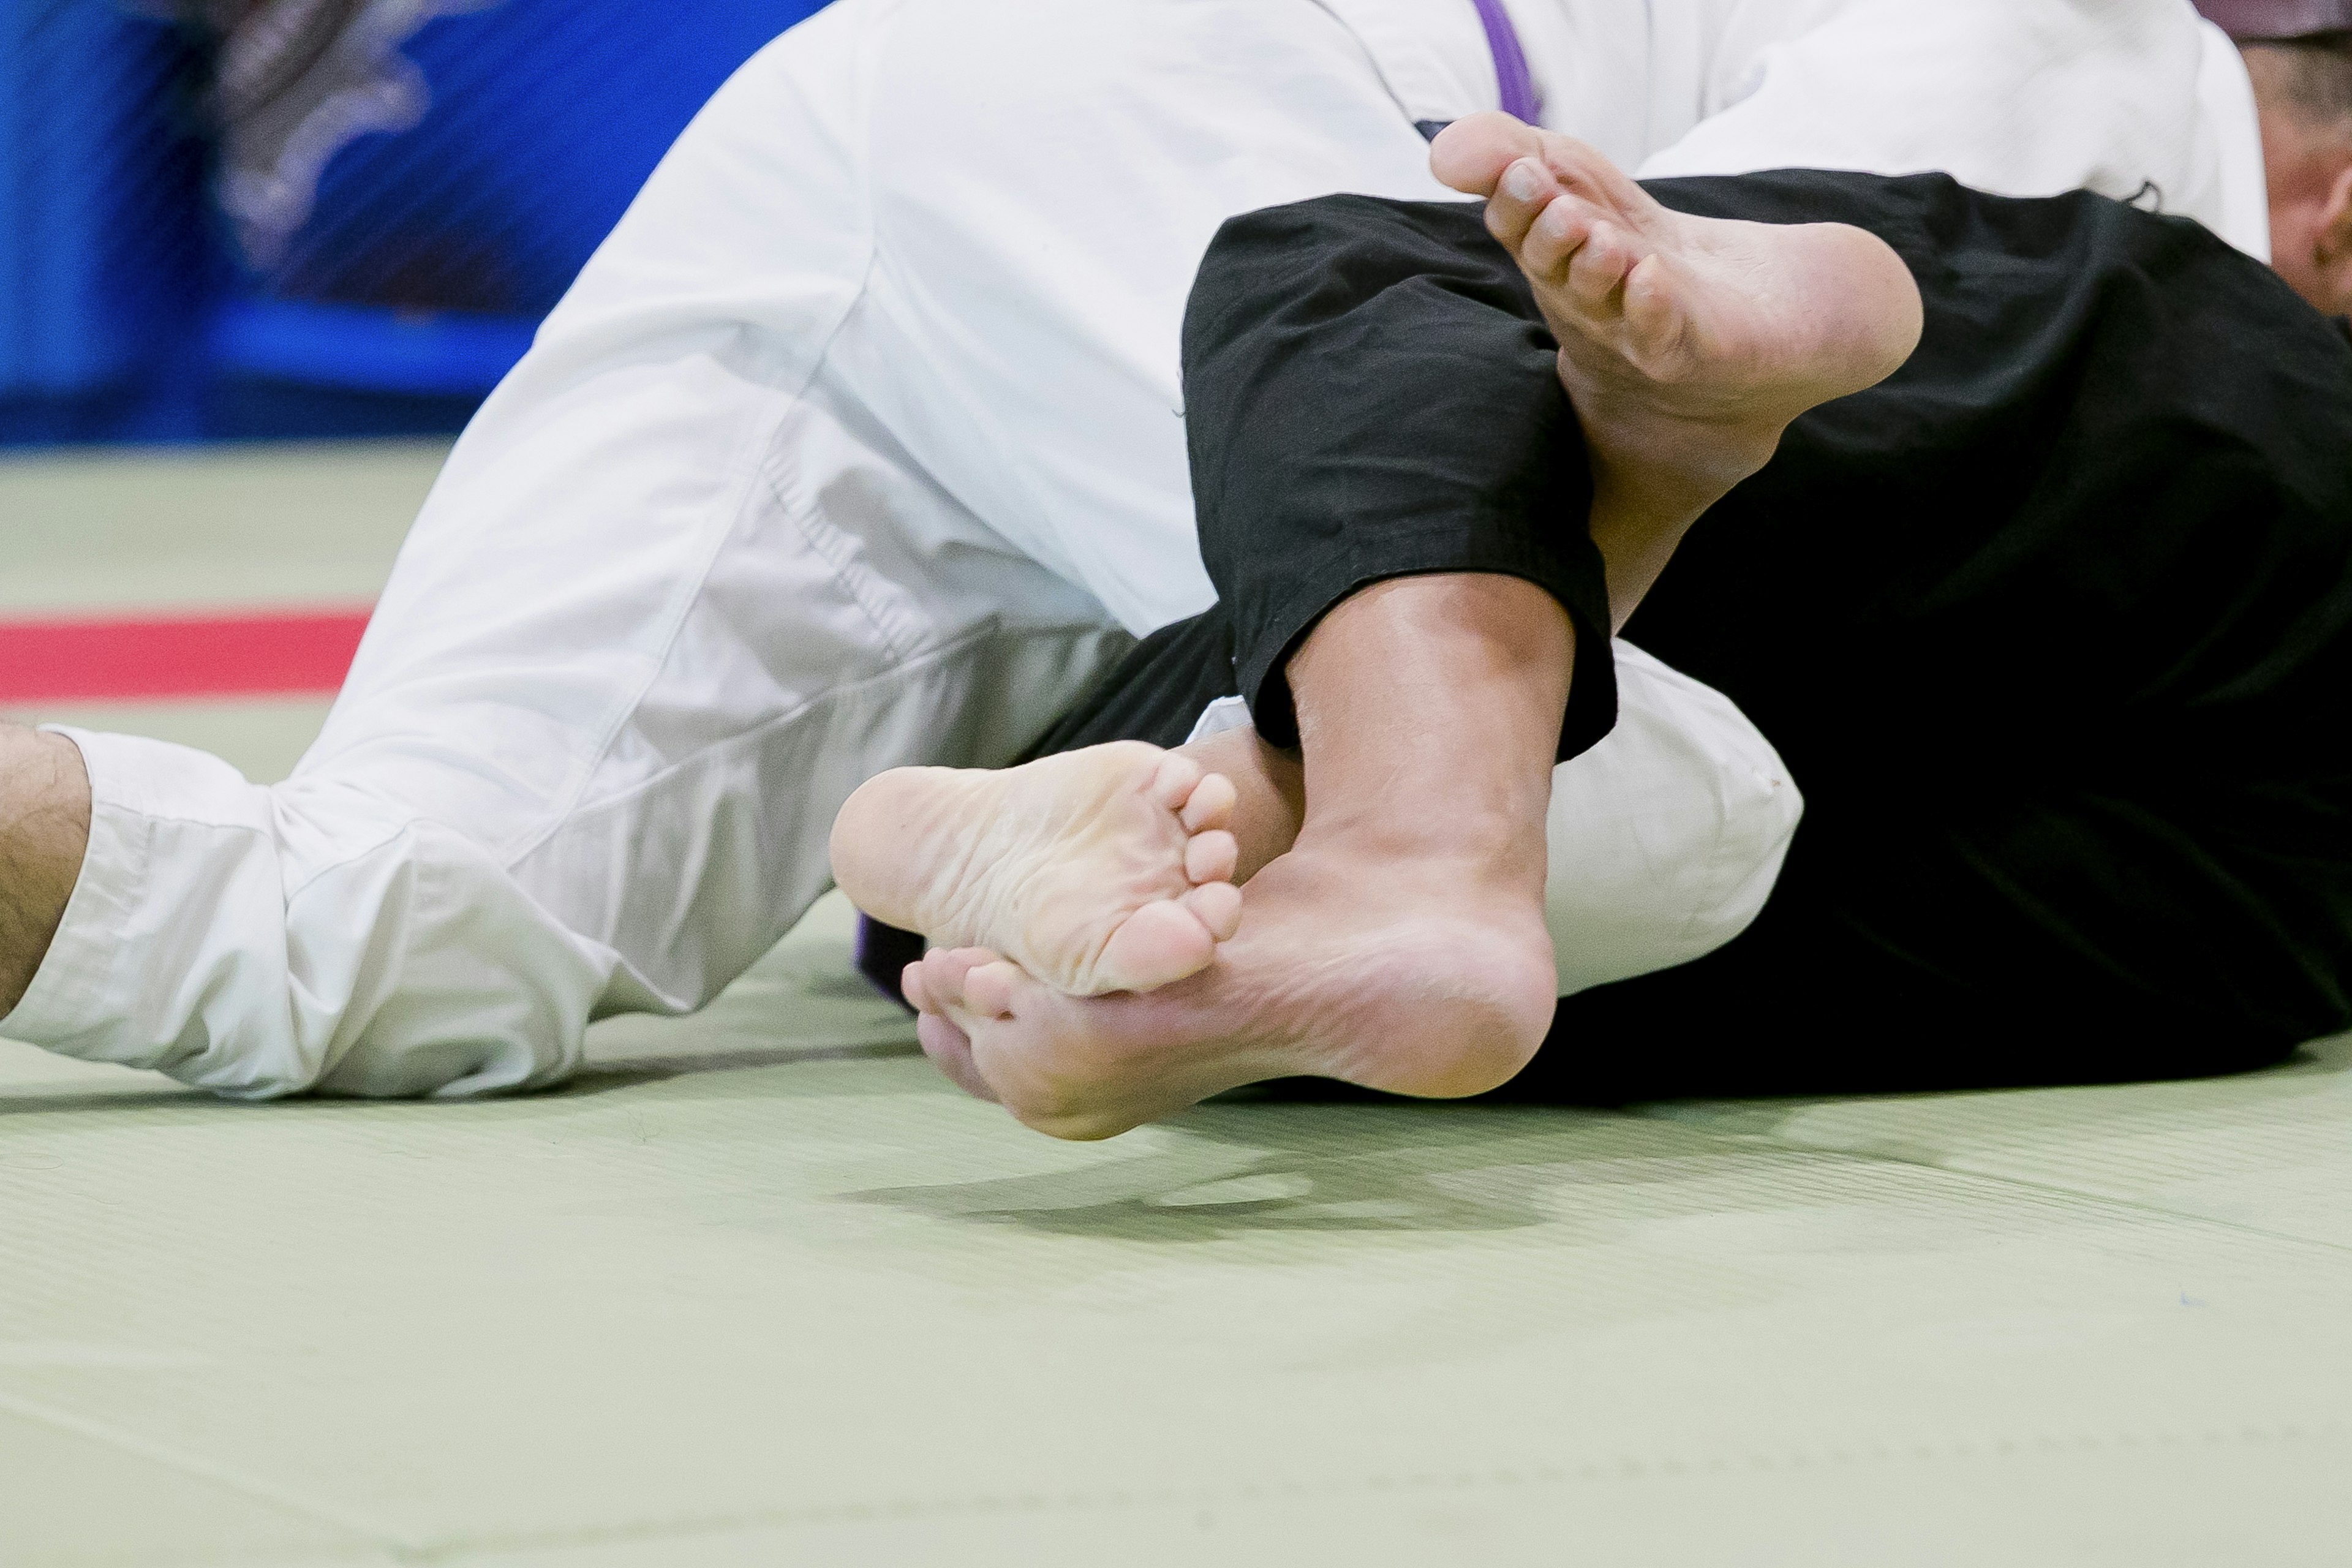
xmin=2 ymin=5 xmax=1126 ymax=1097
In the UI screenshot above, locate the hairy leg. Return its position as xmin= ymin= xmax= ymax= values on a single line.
xmin=0 ymin=726 xmax=91 ymax=1017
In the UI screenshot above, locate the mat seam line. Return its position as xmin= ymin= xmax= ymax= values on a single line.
xmin=394 ymin=1418 xmax=2347 ymax=1561
xmin=0 ymin=1384 xmax=415 ymax=1556
xmin=1629 ymin=1109 xmax=2352 ymax=1259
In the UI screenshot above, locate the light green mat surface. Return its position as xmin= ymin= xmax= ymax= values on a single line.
xmin=4 ymin=448 xmax=2350 ymax=1564
xmin=0 ymin=442 xmax=437 ymax=616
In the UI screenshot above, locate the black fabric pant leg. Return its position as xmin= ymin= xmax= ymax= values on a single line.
xmin=1023 ymin=608 xmax=1242 ymax=758
xmin=1040 ymin=170 xmax=2352 ymax=1093
xmin=1182 ymin=196 xmax=1621 ymax=764
xmin=1009 ymin=611 xmax=2331 ymax=1098
xmin=1507 ymin=799 xmax=2323 ymax=1104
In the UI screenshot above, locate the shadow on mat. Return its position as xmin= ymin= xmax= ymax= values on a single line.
xmin=555 ymin=1040 xmax=922 ymax=1099
xmin=839 ymin=1029 xmax=2352 ymax=1245
xmin=0 ymin=1085 xmax=225 ymax=1117
xmin=843 ymin=1099 xmax=1766 ymax=1242
xmin=0 ymin=1041 xmax=924 ymax=1117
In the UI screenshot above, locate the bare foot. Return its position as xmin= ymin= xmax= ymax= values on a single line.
xmin=1430 ymin=112 xmax=1923 ymax=503
xmin=899 ymin=842 xmax=1559 ymax=1140
xmin=831 ymin=741 xmax=1244 ymax=997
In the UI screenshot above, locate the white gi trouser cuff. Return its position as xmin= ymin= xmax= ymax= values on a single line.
xmin=1194 ymin=643 xmax=1804 ymax=998
xmin=4 ymin=728 xmax=611 ymax=1099
xmin=1540 ymin=644 xmax=1800 ymax=996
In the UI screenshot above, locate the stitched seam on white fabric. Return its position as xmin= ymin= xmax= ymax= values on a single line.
xmin=1300 ymin=0 xmax=1427 ymax=127
xmin=25 ymin=742 xmax=410 ymax=917
xmin=522 ymin=615 xmax=1092 ymax=839
xmin=279 ymin=814 xmax=423 ymax=907
xmin=824 ymin=1 xmax=1099 ymax=649
xmin=21 ymin=728 xmax=410 ymax=919
xmin=503 ymin=284 xmax=880 ymax=873
xmin=0 ymin=749 xmax=148 ymax=1041
xmin=764 ymin=355 xmax=927 ymax=666
xmin=1674 ymin=761 xmax=1756 ymax=955
xmin=500 ymin=21 xmax=885 ymax=873
xmin=1613 ymin=652 xmax=1795 ymax=957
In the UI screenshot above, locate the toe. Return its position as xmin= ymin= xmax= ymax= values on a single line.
xmin=1536 ymin=130 xmax=1659 ymax=221
xmin=917 ymin=1011 xmax=999 ymax=1102
xmin=1518 ymin=194 xmax=1596 ymax=281
xmin=1179 ymin=771 xmax=1236 ymax=832
xmin=919 ymin=946 xmax=992 ymax=1007
xmin=1092 ymin=899 xmax=1218 ymax=994
xmin=1185 ymin=828 xmax=1238 ymax=886
xmin=1619 ymin=253 xmax=1688 ymax=365
xmin=1483 ymin=159 xmax=1565 ymax=254
xmin=901 ymin=960 xmax=935 ymax=1014
xmin=1150 ymin=750 xmax=1203 ymax=810
xmin=1428 ymin=110 xmax=1545 ymax=197
xmin=1183 ymin=880 xmax=1243 ymax=943
xmin=1566 ymin=221 xmax=1636 ymax=312
xmin=963 ymin=959 xmax=1025 ymax=1018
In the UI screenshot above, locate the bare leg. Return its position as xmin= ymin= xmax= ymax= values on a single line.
xmin=905 ymin=132 xmax=1922 ymax=1138
xmin=0 ymin=726 xmax=91 ymax=1017
xmin=1175 ymin=728 xmax=1300 ymax=883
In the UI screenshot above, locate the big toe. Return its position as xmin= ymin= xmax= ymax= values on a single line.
xmin=1428 ymin=111 xmax=1545 ymax=195
xmin=917 ymin=1010 xmax=997 ymax=1102
xmin=918 ymin=947 xmax=995 ymax=1009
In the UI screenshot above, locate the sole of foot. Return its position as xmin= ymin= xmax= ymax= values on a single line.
xmin=830 ymin=740 xmax=1244 ymax=998
xmin=1430 ymin=112 xmax=1923 ymax=498
xmin=900 ymin=845 xmax=1561 ymax=1140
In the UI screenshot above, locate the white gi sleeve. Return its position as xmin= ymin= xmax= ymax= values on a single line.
xmin=1640 ymin=0 xmax=2271 ymax=258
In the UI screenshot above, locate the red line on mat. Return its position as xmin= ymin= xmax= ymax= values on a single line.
xmin=0 ymin=608 xmax=374 ymax=703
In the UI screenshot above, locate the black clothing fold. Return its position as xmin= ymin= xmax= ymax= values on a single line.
xmin=1041 ymin=170 xmax=2352 ymax=1095
xmin=1180 ymin=197 xmax=1618 ymax=762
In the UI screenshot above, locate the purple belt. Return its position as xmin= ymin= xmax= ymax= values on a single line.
xmin=1469 ymin=0 xmax=1541 ymax=124
xmin=853 ymin=0 xmax=1539 ymax=1008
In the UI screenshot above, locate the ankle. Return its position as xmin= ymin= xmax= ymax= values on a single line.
xmin=1295 ymin=805 xmax=1546 ymax=886
xmin=1582 ymin=403 xmax=1787 ymax=505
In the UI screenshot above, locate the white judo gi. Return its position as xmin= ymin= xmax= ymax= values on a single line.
xmin=2 ymin=0 xmax=2269 ymax=1097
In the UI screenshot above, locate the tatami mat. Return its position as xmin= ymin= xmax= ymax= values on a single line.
xmin=4 ymin=447 xmax=2348 ymax=1565
xmin=1667 ymin=1045 xmax=2352 ymax=1251
xmin=0 ymin=442 xmax=434 ymax=617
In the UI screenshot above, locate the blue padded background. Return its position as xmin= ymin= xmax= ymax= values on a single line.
xmin=0 ymin=2 xmax=206 ymax=402
xmin=0 ymin=0 xmax=827 ymax=442
xmin=265 ymin=0 xmax=826 ymax=319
